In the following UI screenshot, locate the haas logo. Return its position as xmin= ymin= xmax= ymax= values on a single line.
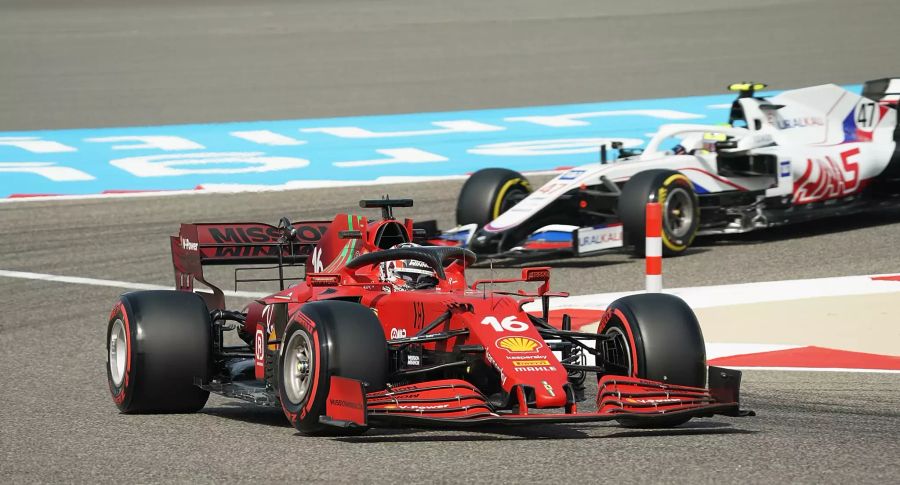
xmin=794 ymin=148 xmax=860 ymax=204
xmin=311 ymin=246 xmax=324 ymax=273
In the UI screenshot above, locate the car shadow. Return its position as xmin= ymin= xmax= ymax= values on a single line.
xmin=201 ymin=403 xmax=757 ymax=440
xmin=334 ymin=420 xmax=756 ymax=443
xmin=495 ymin=258 xmax=632 ymax=269
xmin=202 ymin=402 xmax=292 ymax=428
xmin=621 ymin=246 xmax=712 ymax=261
xmin=471 ymin=252 xmax=640 ymax=269
xmin=693 ymin=207 xmax=900 ymax=248
xmin=457 ymin=207 xmax=900 ymax=267
xmin=470 ymin=244 xmax=715 ymax=269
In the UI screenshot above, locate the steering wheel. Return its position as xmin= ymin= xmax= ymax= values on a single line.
xmin=346 ymin=246 xmax=476 ymax=279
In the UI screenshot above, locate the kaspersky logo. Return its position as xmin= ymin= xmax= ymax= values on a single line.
xmin=495 ymin=336 xmax=542 ymax=353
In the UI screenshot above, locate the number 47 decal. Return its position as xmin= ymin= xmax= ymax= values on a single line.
xmin=856 ymin=101 xmax=877 ymax=130
xmin=481 ymin=316 xmax=529 ymax=332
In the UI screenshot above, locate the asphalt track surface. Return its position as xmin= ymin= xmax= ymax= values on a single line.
xmin=3 ymin=0 xmax=900 ymax=483
xmin=3 ymin=176 xmax=900 ymax=484
xmin=3 ymin=0 xmax=900 ymax=130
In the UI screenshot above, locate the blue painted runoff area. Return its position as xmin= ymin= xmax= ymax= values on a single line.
xmin=0 ymin=85 xmax=861 ymax=197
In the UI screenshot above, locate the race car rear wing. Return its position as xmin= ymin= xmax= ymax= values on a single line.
xmin=171 ymin=220 xmax=330 ymax=307
xmin=862 ymin=77 xmax=900 ymax=106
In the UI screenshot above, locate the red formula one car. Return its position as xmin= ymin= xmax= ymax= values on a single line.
xmin=106 ymin=199 xmax=750 ymax=435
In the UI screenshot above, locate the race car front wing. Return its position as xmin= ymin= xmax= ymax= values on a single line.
xmin=318 ymin=366 xmax=753 ymax=430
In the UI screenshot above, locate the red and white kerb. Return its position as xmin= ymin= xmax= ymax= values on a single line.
xmin=645 ymin=202 xmax=662 ymax=293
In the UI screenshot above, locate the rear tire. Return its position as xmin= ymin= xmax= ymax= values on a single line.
xmin=456 ymin=168 xmax=532 ymax=227
xmin=597 ymin=293 xmax=706 ymax=427
xmin=106 ymin=291 xmax=212 ymax=413
xmin=618 ymin=169 xmax=699 ymax=256
xmin=278 ymin=301 xmax=388 ymax=436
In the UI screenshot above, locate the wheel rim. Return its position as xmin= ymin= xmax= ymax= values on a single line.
xmin=663 ymin=187 xmax=694 ymax=239
xmin=109 ymin=318 xmax=127 ymax=387
xmin=499 ymin=188 xmax=528 ymax=214
xmin=603 ymin=326 xmax=633 ymax=376
xmin=283 ymin=331 xmax=314 ymax=404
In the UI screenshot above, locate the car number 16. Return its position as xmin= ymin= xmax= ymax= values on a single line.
xmin=481 ymin=316 xmax=529 ymax=332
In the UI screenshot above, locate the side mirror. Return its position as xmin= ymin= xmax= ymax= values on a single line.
xmin=522 ymin=267 xmax=550 ymax=282
xmin=619 ymin=148 xmax=644 ymax=158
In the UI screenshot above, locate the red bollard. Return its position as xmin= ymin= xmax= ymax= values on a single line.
xmin=645 ymin=202 xmax=662 ymax=292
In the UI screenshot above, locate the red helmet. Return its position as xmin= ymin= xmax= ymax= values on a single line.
xmin=378 ymin=243 xmax=438 ymax=290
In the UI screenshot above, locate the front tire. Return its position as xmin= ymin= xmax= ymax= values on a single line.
xmin=106 ymin=291 xmax=212 ymax=413
xmin=456 ymin=168 xmax=532 ymax=227
xmin=618 ymin=169 xmax=699 ymax=256
xmin=278 ymin=301 xmax=388 ymax=436
xmin=597 ymin=293 xmax=706 ymax=427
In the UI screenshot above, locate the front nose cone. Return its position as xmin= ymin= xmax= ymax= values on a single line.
xmin=468 ymin=229 xmax=500 ymax=255
xmin=534 ymin=380 xmax=567 ymax=408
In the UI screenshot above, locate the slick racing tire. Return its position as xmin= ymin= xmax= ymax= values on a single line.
xmin=618 ymin=169 xmax=699 ymax=256
xmin=278 ymin=301 xmax=388 ymax=436
xmin=107 ymin=291 xmax=212 ymax=413
xmin=456 ymin=168 xmax=532 ymax=227
xmin=597 ymin=293 xmax=706 ymax=428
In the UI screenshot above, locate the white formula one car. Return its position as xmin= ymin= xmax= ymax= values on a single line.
xmin=419 ymin=79 xmax=900 ymax=259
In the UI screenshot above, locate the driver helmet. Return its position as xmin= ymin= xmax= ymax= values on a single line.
xmin=379 ymin=243 xmax=439 ymax=290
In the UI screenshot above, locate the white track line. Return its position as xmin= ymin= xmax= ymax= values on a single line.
xmin=3 ymin=268 xmax=897 ymax=372
xmin=532 ymin=273 xmax=900 ymax=311
xmin=0 ymin=269 xmax=266 ymax=298
xmin=717 ymin=366 xmax=900 ymax=374
xmin=4 ymin=268 xmax=899 ymax=310
xmin=6 ymin=268 xmax=899 ymax=309
xmin=0 ymin=169 xmax=566 ymax=204
xmin=705 ymin=343 xmax=802 ymax=360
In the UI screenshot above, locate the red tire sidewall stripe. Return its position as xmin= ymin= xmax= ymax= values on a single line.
xmin=298 ymin=314 xmax=322 ymax=420
xmin=109 ymin=301 xmax=132 ymax=405
xmin=280 ymin=312 xmax=324 ymax=425
xmin=598 ymin=308 xmax=640 ymax=376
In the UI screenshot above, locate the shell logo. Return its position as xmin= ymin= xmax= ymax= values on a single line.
xmin=496 ymin=336 xmax=542 ymax=353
